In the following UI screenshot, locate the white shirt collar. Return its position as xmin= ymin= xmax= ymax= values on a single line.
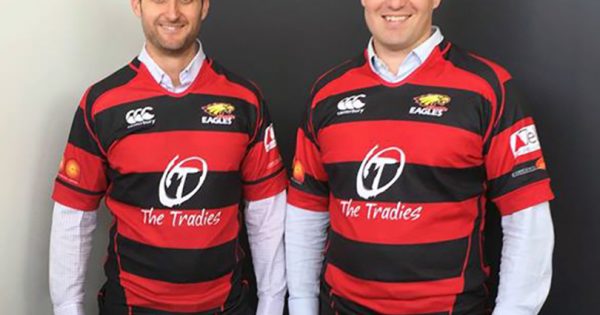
xmin=367 ymin=26 xmax=444 ymax=83
xmin=138 ymin=39 xmax=205 ymax=93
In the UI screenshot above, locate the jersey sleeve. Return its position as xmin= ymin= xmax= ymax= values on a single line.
xmin=484 ymin=78 xmax=554 ymax=215
xmin=52 ymin=90 xmax=108 ymax=211
xmin=240 ymin=100 xmax=287 ymax=201
xmin=287 ymin=105 xmax=330 ymax=212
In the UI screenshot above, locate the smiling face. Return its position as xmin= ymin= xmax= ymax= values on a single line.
xmin=362 ymin=0 xmax=441 ymax=54
xmin=131 ymin=0 xmax=209 ymax=56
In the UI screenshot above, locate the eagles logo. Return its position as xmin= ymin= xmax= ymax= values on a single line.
xmin=203 ymin=103 xmax=235 ymax=117
xmin=413 ymin=94 xmax=451 ymax=108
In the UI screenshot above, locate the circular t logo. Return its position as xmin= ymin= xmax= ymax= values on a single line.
xmin=356 ymin=145 xmax=405 ymax=199
xmin=159 ymin=155 xmax=208 ymax=208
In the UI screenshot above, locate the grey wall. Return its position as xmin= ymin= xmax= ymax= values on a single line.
xmin=201 ymin=0 xmax=599 ymax=314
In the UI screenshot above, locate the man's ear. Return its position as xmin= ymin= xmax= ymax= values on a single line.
xmin=201 ymin=0 xmax=211 ymax=21
xmin=131 ymin=0 xmax=142 ymax=18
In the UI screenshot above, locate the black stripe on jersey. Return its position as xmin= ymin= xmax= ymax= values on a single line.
xmin=117 ymin=234 xmax=237 ymax=283
xmin=55 ymin=177 xmax=105 ymax=196
xmin=300 ymin=104 xmax=320 ymax=148
xmin=99 ymin=224 xmax=129 ymax=315
xmin=442 ymin=46 xmax=501 ymax=151
xmin=327 ymin=230 xmax=469 ymax=282
xmin=452 ymin=196 xmax=489 ymax=314
xmin=131 ymin=57 xmax=141 ymax=69
xmin=68 ymin=107 xmax=105 ymax=157
xmin=325 ymin=162 xmax=484 ymax=203
xmin=313 ymin=85 xmax=488 ymax=136
xmin=310 ymin=54 xmax=367 ymax=101
xmin=241 ymin=166 xmax=285 ymax=185
xmin=86 ymin=64 xmax=138 ymax=133
xmin=289 ymin=173 xmax=329 ymax=197
xmin=320 ymin=282 xmax=451 ymax=315
xmin=486 ymin=159 xmax=550 ymax=200
xmin=107 ymin=169 xmax=242 ymax=210
xmin=130 ymin=307 xmax=215 ymax=315
xmin=94 ymin=94 xmax=257 ymax=150
xmin=492 ymin=79 xmax=530 ymax=134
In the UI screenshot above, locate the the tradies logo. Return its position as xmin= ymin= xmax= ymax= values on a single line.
xmin=337 ymin=94 xmax=367 ymax=116
xmin=357 ymin=145 xmax=406 ymax=199
xmin=202 ymin=103 xmax=236 ymax=125
xmin=409 ymin=94 xmax=451 ymax=117
xmin=510 ymin=125 xmax=541 ymax=158
xmin=264 ymin=124 xmax=277 ymax=152
xmin=126 ymin=106 xmax=155 ymax=129
xmin=159 ymin=155 xmax=208 ymax=208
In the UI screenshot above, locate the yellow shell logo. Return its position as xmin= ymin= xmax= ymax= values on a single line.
xmin=65 ymin=159 xmax=81 ymax=181
xmin=203 ymin=103 xmax=235 ymax=116
xmin=292 ymin=159 xmax=305 ymax=184
xmin=414 ymin=94 xmax=451 ymax=107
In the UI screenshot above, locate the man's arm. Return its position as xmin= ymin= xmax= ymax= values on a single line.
xmin=244 ymin=191 xmax=287 ymax=315
xmin=493 ymin=202 xmax=554 ymax=315
xmin=49 ymin=202 xmax=97 ymax=315
xmin=285 ymin=204 xmax=330 ymax=315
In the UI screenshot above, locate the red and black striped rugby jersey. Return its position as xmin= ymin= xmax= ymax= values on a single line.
xmin=288 ymin=40 xmax=554 ymax=315
xmin=52 ymin=57 xmax=287 ymax=314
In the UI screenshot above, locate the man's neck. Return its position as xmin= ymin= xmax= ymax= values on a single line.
xmin=145 ymin=42 xmax=199 ymax=87
xmin=373 ymin=29 xmax=433 ymax=76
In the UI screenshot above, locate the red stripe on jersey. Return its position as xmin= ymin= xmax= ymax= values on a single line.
xmin=120 ymin=270 xmax=232 ymax=313
xmin=318 ymin=120 xmax=483 ymax=168
xmin=329 ymin=196 xmax=479 ymax=245
xmin=312 ymin=63 xmax=379 ymax=108
xmin=242 ymin=169 xmax=287 ymax=201
xmin=109 ymin=131 xmax=249 ymax=174
xmin=325 ymin=264 xmax=459 ymax=314
xmin=52 ymin=180 xmax=103 ymax=211
xmin=58 ymin=143 xmax=107 ymax=192
xmin=92 ymin=60 xmax=260 ymax=116
xmin=469 ymin=54 xmax=511 ymax=135
xmin=411 ymin=58 xmax=497 ymax=104
xmin=241 ymin=141 xmax=285 ymax=183
xmin=192 ymin=63 xmax=260 ymax=108
xmin=107 ymin=197 xmax=239 ymax=250
xmin=485 ymin=117 xmax=542 ymax=180
xmin=493 ymin=179 xmax=554 ymax=215
xmin=287 ymin=187 xmax=329 ymax=212
xmin=294 ymin=129 xmax=328 ymax=181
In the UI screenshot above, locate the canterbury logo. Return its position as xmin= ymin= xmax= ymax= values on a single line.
xmin=203 ymin=103 xmax=235 ymax=117
xmin=338 ymin=94 xmax=366 ymax=111
xmin=126 ymin=107 xmax=155 ymax=127
xmin=413 ymin=94 xmax=451 ymax=107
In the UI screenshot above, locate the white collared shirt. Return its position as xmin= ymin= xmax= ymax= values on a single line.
xmin=138 ymin=39 xmax=205 ymax=93
xmin=367 ymin=26 xmax=444 ymax=83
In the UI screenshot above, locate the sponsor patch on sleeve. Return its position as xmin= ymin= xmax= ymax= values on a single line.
xmin=510 ymin=125 xmax=541 ymax=158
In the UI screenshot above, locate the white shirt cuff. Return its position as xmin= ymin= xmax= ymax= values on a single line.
xmin=256 ymin=295 xmax=286 ymax=315
xmin=53 ymin=303 xmax=84 ymax=315
xmin=288 ymin=297 xmax=319 ymax=315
